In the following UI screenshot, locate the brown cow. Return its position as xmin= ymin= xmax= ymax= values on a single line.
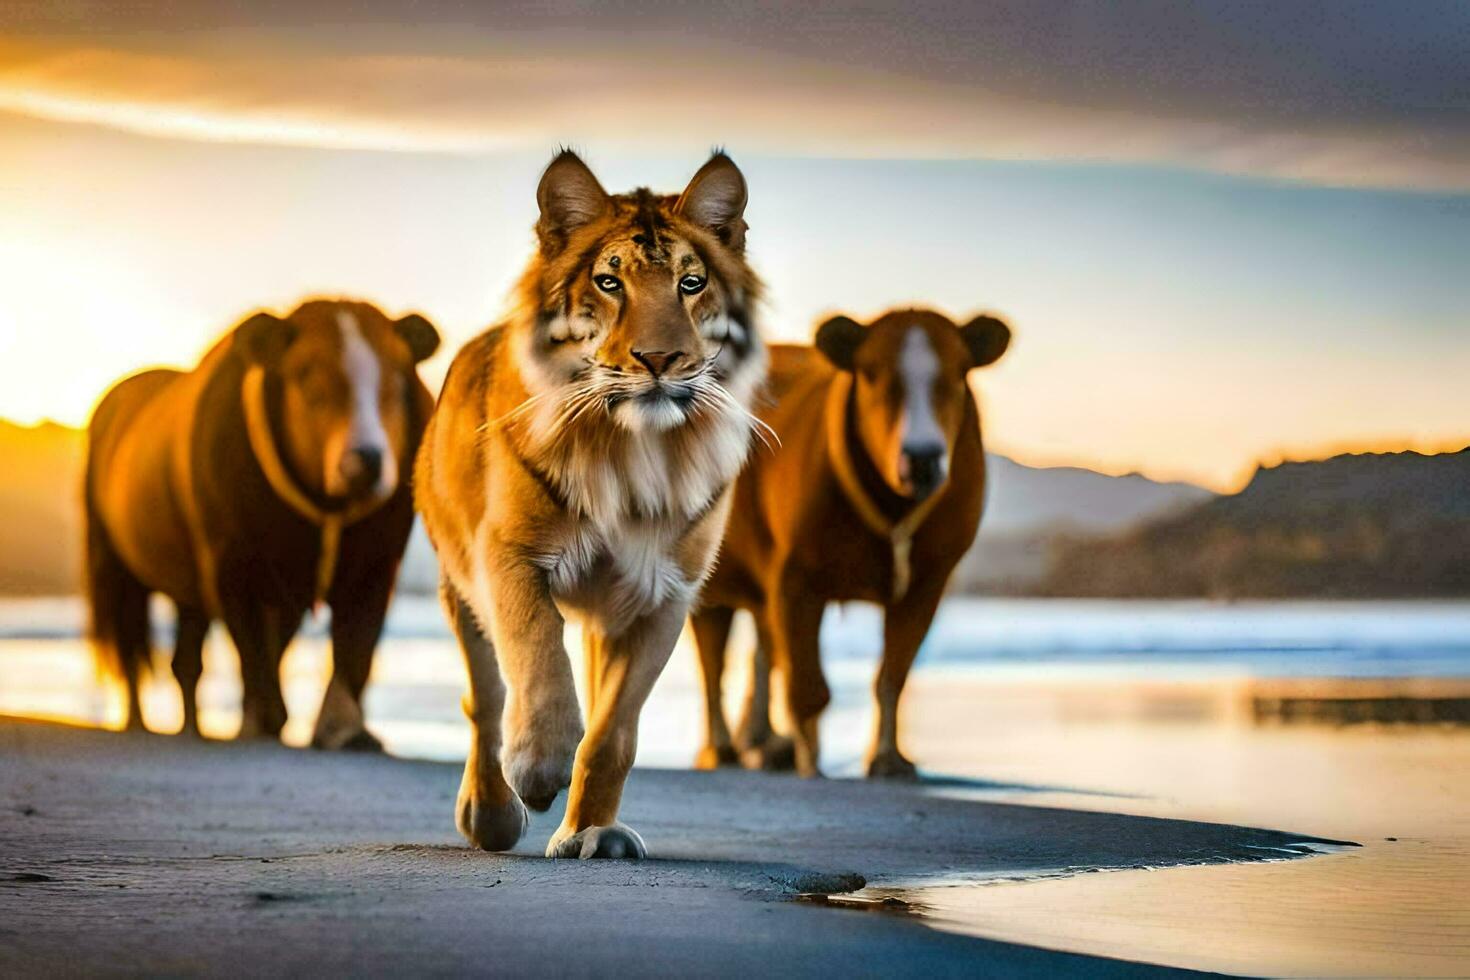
xmin=84 ymin=299 xmax=439 ymax=748
xmin=692 ymin=308 xmax=1010 ymax=777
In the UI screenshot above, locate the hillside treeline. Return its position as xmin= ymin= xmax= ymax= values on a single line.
xmin=1039 ymin=449 xmax=1470 ymax=598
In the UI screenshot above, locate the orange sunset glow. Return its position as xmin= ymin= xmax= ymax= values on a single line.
xmin=2 ymin=9 xmax=1467 ymax=492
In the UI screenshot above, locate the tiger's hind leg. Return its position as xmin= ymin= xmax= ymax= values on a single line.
xmin=691 ymin=605 xmax=738 ymax=769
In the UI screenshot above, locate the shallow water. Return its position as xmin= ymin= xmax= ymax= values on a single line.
xmin=3 ymin=595 xmax=1470 ymax=765
xmin=893 ymin=687 xmax=1470 ymax=977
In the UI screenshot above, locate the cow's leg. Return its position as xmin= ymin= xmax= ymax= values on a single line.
xmin=225 ymin=601 xmax=295 ymax=740
xmin=171 ymin=605 xmax=208 ymax=737
xmin=548 ymin=599 xmax=683 ymax=859
xmin=735 ymin=620 xmax=796 ymax=771
xmin=768 ymin=585 xmax=828 ymax=778
xmin=867 ymin=577 xmax=947 ymax=779
xmin=690 ymin=605 xmax=737 ymax=769
xmin=732 ymin=623 xmax=771 ymax=752
xmin=85 ymin=504 xmax=151 ymax=732
xmin=313 ymin=568 xmax=396 ymax=751
xmin=442 ymin=577 xmax=527 ymax=851
xmin=117 ymin=584 xmax=150 ymax=733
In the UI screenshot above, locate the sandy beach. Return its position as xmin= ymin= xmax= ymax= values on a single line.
xmin=1 ymin=716 xmax=1350 ymax=977
xmin=3 ymin=598 xmax=1470 ymax=975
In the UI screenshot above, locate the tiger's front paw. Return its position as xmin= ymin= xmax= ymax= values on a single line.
xmin=546 ymin=822 xmax=646 ymax=860
xmin=504 ymin=699 xmax=583 ymax=811
xmin=456 ymin=763 xmax=529 ymax=852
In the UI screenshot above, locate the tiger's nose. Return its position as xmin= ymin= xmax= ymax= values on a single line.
xmin=630 ymin=349 xmax=685 ymax=378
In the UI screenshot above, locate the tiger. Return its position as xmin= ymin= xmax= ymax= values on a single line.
xmin=415 ymin=150 xmax=767 ymax=858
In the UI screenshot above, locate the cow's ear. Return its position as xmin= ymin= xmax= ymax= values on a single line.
xmin=394 ymin=313 xmax=440 ymax=363
xmin=959 ymin=314 xmax=1011 ymax=368
xmin=814 ymin=315 xmax=866 ymax=371
xmin=535 ymin=149 xmax=610 ymax=255
xmin=233 ymin=312 xmax=297 ymax=366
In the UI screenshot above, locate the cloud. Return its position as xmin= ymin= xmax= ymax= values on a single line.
xmin=0 ymin=1 xmax=1465 ymax=190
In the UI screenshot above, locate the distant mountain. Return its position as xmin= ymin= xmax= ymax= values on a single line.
xmin=949 ymin=455 xmax=1214 ymax=593
xmin=979 ymin=455 xmax=1216 ymax=537
xmin=1038 ymin=448 xmax=1470 ymax=598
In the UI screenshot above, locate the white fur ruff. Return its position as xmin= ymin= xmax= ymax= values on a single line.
xmin=489 ymin=319 xmax=765 ymax=628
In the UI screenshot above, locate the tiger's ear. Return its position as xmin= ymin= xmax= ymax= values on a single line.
xmin=675 ymin=152 xmax=748 ymax=251
xmin=233 ymin=312 xmax=297 ymax=366
xmin=535 ymin=150 xmax=610 ymax=254
xmin=814 ymin=315 xmax=866 ymax=371
xmin=960 ymin=314 xmax=1011 ymax=368
xmin=394 ymin=313 xmax=440 ymax=363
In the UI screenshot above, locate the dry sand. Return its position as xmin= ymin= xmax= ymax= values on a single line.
xmin=0 ymin=717 xmax=1349 ymax=977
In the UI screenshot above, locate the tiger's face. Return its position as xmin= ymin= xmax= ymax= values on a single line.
xmin=516 ymin=151 xmax=763 ymax=438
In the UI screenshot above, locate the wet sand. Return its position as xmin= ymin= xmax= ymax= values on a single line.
xmin=0 ymin=716 xmax=1346 ymax=977
xmin=893 ymin=675 xmax=1470 ymax=977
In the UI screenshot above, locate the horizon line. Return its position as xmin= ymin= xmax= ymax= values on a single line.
xmin=5 ymin=412 xmax=1465 ymax=497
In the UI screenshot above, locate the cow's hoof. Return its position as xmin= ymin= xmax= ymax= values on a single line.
xmin=693 ymin=744 xmax=739 ymax=770
xmin=311 ymin=725 xmax=383 ymax=752
xmin=340 ymin=728 xmax=384 ymax=753
xmin=866 ymin=749 xmax=919 ymax=780
xmin=740 ymin=734 xmax=797 ymax=772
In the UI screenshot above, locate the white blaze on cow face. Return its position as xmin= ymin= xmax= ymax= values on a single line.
xmin=328 ymin=309 xmax=397 ymax=499
xmin=897 ymin=325 xmax=947 ymax=493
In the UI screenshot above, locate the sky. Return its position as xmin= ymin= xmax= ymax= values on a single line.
xmin=0 ymin=1 xmax=1467 ymax=491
